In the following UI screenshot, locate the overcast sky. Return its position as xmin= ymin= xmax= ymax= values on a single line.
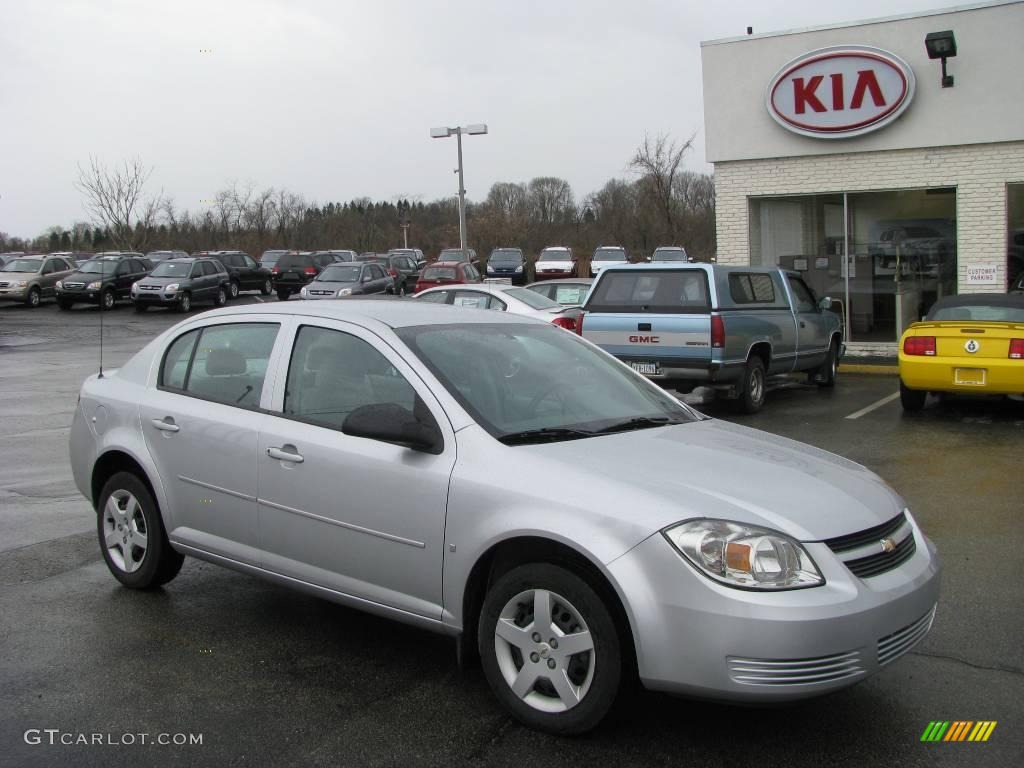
xmin=1 ymin=0 xmax=958 ymax=238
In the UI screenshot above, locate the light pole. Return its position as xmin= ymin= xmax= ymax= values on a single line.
xmin=430 ymin=124 xmax=487 ymax=252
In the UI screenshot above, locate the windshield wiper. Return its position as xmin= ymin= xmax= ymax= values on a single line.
xmin=592 ymin=416 xmax=685 ymax=434
xmin=498 ymin=427 xmax=596 ymax=446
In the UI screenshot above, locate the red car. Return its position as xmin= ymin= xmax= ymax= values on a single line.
xmin=414 ymin=260 xmax=482 ymax=293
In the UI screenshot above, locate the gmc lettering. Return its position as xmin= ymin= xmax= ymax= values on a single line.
xmin=628 ymin=335 xmax=660 ymax=344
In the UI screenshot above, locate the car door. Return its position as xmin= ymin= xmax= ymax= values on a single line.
xmin=39 ymin=259 xmax=60 ymax=295
xmin=786 ymin=274 xmax=828 ymax=370
xmin=365 ymin=263 xmax=386 ymax=293
xmin=239 ymin=254 xmax=259 ymax=289
xmin=202 ymin=261 xmax=223 ymax=299
xmin=127 ymin=259 xmax=148 ymax=296
xmin=139 ymin=319 xmax=284 ymax=564
xmin=257 ymin=320 xmax=456 ymax=618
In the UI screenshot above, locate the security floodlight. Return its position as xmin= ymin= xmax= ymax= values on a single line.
xmin=465 ymin=124 xmax=488 ymax=135
xmin=429 ymin=122 xmax=488 ymax=251
xmin=430 ymin=127 xmax=452 ymax=138
xmin=925 ymin=31 xmax=957 ymax=88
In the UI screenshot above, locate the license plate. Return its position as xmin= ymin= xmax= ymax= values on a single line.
xmin=954 ymin=368 xmax=986 ymax=385
xmin=629 ymin=362 xmax=659 ymax=375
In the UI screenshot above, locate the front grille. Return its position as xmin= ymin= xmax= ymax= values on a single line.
xmin=0 ymin=282 xmax=9 ymax=288
xmin=139 ymin=285 xmax=162 ymax=291
xmin=878 ymin=606 xmax=936 ymax=666
xmin=825 ymin=512 xmax=906 ymax=553
xmin=64 ymin=282 xmax=84 ymax=289
xmin=843 ymin=535 xmax=916 ymax=578
xmin=728 ymin=650 xmax=865 ymax=686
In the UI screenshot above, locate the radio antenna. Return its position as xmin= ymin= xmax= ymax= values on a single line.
xmin=98 ymin=256 xmax=105 ymax=379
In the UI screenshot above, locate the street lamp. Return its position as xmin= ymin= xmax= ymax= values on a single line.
xmin=430 ymin=124 xmax=487 ymax=252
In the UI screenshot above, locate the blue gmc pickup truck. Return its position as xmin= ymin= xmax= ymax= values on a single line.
xmin=580 ymin=264 xmax=843 ymax=412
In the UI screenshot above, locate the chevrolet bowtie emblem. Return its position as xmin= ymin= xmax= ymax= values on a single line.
xmin=880 ymin=537 xmax=897 ymax=553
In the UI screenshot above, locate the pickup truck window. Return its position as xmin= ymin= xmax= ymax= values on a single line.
xmin=729 ymin=273 xmax=776 ymax=304
xmin=786 ymin=276 xmax=817 ymax=313
xmin=588 ymin=269 xmax=710 ymax=313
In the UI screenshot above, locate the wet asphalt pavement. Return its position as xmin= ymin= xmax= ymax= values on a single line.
xmin=1 ymin=298 xmax=1021 ymax=768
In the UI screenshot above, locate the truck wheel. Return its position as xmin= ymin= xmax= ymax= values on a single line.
xmin=738 ymin=356 xmax=766 ymax=414
xmin=899 ymin=380 xmax=927 ymax=412
xmin=815 ymin=340 xmax=839 ymax=388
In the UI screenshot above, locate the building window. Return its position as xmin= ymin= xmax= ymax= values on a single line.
xmin=1009 ymin=184 xmax=1024 ymax=289
xmin=749 ymin=188 xmax=957 ymax=343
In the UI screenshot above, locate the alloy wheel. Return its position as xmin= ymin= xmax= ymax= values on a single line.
xmin=230 ymin=281 xmax=239 ymax=299
xmin=749 ymin=367 xmax=764 ymax=404
xmin=102 ymin=490 xmax=149 ymax=573
xmin=493 ymin=588 xmax=595 ymax=713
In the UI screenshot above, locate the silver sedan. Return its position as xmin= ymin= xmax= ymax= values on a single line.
xmin=69 ymin=301 xmax=940 ymax=735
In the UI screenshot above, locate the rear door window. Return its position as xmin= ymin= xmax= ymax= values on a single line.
xmin=729 ymin=273 xmax=777 ymax=304
xmin=168 ymin=323 xmax=280 ymax=408
xmin=587 ymin=270 xmax=710 ymax=313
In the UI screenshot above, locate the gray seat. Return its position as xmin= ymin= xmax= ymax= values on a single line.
xmin=298 ymin=347 xmax=374 ymax=427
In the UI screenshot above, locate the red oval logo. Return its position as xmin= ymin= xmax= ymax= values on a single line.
xmin=766 ymin=46 xmax=915 ymax=138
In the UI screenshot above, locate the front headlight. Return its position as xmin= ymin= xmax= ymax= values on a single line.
xmin=165 ymin=283 xmax=179 ymax=293
xmin=13 ymin=280 xmax=28 ymax=288
xmin=300 ymin=286 xmax=308 ymax=297
xmin=86 ymin=281 xmax=101 ymax=290
xmin=486 ymin=265 xmax=495 ymax=273
xmin=664 ymin=519 xmax=823 ymax=590
xmin=514 ymin=265 xmax=523 ymax=273
xmin=55 ymin=280 xmax=64 ymax=290
xmin=131 ymin=281 xmax=140 ymax=293
xmin=336 ymin=288 xmax=352 ymax=297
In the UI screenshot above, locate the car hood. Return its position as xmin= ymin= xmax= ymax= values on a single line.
xmin=519 ymin=419 xmax=904 ymax=542
xmin=536 ymin=261 xmax=574 ymax=269
xmin=0 ymin=270 xmax=40 ymax=277
xmin=309 ymin=280 xmax=358 ymax=289
xmin=140 ymin=276 xmax=184 ymax=284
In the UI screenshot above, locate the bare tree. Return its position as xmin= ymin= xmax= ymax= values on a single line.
xmin=527 ymin=177 xmax=575 ymax=225
xmin=74 ymin=156 xmax=163 ymax=251
xmin=629 ymin=133 xmax=694 ymax=243
xmin=486 ymin=182 xmax=528 ymax=220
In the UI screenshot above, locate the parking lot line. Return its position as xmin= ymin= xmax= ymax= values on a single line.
xmin=845 ymin=391 xmax=900 ymax=420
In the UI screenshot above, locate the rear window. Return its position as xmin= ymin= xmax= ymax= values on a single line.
xmin=423 ymin=266 xmax=457 ymax=280
xmin=277 ymin=254 xmax=314 ymax=269
xmin=587 ymin=269 xmax=710 ymax=313
xmin=729 ymin=273 xmax=776 ymax=304
xmin=930 ymin=305 xmax=1024 ymax=323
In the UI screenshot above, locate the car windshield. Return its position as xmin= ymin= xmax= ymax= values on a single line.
xmin=653 ymin=249 xmax=687 ymax=261
xmin=77 ymin=260 xmax=119 ymax=274
xmin=929 ymin=304 xmax=1024 ymax=322
xmin=439 ymin=250 xmax=470 ymax=262
xmin=539 ymin=250 xmax=570 ymax=262
xmin=422 ymin=266 xmax=457 ymax=280
xmin=2 ymin=259 xmax=43 ymax=272
xmin=398 ymin=323 xmax=698 ymax=443
xmin=151 ymin=262 xmax=192 ymax=278
xmin=594 ymin=248 xmax=627 ymax=261
xmin=504 ymin=287 xmax=559 ymax=309
xmin=490 ymin=250 xmax=522 ymax=262
xmin=318 ymin=265 xmax=362 ymax=282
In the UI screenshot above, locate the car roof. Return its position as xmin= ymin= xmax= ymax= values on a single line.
xmin=425 ymin=260 xmax=465 ymax=268
xmin=928 ymin=293 xmax=1024 ymax=313
xmin=187 ymin=298 xmax=542 ymax=329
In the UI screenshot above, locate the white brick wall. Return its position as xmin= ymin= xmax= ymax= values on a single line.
xmin=714 ymin=141 xmax=1024 ymax=293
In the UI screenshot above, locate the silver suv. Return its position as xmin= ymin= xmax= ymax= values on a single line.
xmin=70 ymin=301 xmax=940 ymax=734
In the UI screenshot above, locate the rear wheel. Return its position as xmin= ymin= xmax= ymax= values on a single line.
xmin=25 ymin=287 xmax=41 ymax=308
xmin=738 ymin=356 xmax=767 ymax=414
xmin=478 ymin=563 xmax=621 ymax=735
xmin=260 ymin=279 xmax=272 ymax=296
xmin=276 ymin=289 xmax=291 ymax=302
xmin=228 ymin=280 xmax=240 ymax=299
xmin=177 ymin=292 xmax=192 ymax=313
xmin=900 ymin=379 xmax=927 ymax=412
xmin=97 ymin=472 xmax=183 ymax=589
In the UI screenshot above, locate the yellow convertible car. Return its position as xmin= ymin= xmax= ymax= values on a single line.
xmin=899 ymin=293 xmax=1024 ymax=411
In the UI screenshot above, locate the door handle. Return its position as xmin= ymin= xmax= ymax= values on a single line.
xmin=151 ymin=418 xmax=180 ymax=433
xmin=267 ymin=446 xmax=304 ymax=463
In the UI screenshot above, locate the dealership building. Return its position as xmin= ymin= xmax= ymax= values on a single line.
xmin=701 ymin=0 xmax=1024 ymax=354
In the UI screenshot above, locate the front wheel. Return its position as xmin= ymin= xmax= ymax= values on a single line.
xmin=260 ymin=279 xmax=272 ymax=296
xmin=900 ymin=379 xmax=927 ymax=412
xmin=177 ymin=292 xmax=192 ymax=313
xmin=97 ymin=472 xmax=183 ymax=589
xmin=478 ymin=563 xmax=621 ymax=735
xmin=738 ymin=356 xmax=767 ymax=414
xmin=101 ymin=289 xmax=115 ymax=311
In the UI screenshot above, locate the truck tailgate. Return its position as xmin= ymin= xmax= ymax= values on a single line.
xmin=582 ymin=312 xmax=712 ymax=371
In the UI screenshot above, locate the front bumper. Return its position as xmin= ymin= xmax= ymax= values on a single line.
xmin=607 ymin=519 xmax=941 ymax=702
xmin=0 ymin=287 xmax=29 ymax=301
xmin=56 ymin=289 xmax=101 ymax=305
xmin=132 ymin=290 xmax=182 ymax=306
xmin=900 ymin=355 xmax=1024 ymax=396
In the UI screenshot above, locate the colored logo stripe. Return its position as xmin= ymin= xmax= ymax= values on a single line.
xmin=921 ymin=721 xmax=996 ymax=742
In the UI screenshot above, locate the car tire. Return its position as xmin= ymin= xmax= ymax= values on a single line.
xmin=101 ymin=288 xmax=115 ymax=311
xmin=177 ymin=292 xmax=192 ymax=313
xmin=133 ymin=303 xmax=147 ymax=313
xmin=276 ymin=289 xmax=290 ymax=302
xmin=97 ymin=471 xmax=184 ymax=589
xmin=815 ymin=339 xmax=839 ymax=388
xmin=214 ymin=287 xmax=227 ymax=307
xmin=738 ymin=356 xmax=767 ymax=414
xmin=58 ymin=299 xmax=74 ymax=311
xmin=25 ymin=287 xmax=41 ymax=308
xmin=900 ymin=379 xmax=927 ymax=412
xmin=228 ymin=280 xmax=240 ymax=299
xmin=478 ymin=563 xmax=621 ymax=736
xmin=399 ymin=283 xmax=407 ymax=297
xmin=260 ymin=279 xmax=272 ymax=296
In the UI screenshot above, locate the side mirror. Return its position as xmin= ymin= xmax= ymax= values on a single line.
xmin=818 ymin=296 xmax=833 ymax=311
xmin=342 ymin=403 xmax=443 ymax=454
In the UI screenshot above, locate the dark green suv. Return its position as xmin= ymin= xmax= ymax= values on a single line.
xmin=56 ymin=253 xmax=151 ymax=310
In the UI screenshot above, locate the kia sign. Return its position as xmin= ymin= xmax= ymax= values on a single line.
xmin=766 ymin=46 xmax=915 ymax=139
